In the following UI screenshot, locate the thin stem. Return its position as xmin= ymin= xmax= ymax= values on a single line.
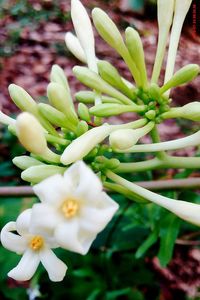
xmin=150 ymin=126 xmax=166 ymax=160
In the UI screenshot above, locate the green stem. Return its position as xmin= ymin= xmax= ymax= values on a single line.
xmin=150 ymin=126 xmax=166 ymax=160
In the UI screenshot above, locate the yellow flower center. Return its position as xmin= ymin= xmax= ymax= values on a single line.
xmin=61 ymin=198 xmax=79 ymax=218
xmin=29 ymin=236 xmax=44 ymax=251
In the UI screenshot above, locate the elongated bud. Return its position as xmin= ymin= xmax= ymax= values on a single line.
xmin=109 ymin=122 xmax=155 ymax=150
xmin=125 ymin=27 xmax=148 ymax=88
xmin=0 ymin=111 xmax=16 ymax=127
xmin=16 ymin=112 xmax=48 ymax=155
xmin=47 ymin=82 xmax=78 ymax=124
xmin=16 ymin=112 xmax=60 ymax=163
xmin=76 ymin=120 xmax=89 ymax=136
xmin=8 ymin=84 xmax=58 ymax=136
xmin=75 ymin=91 xmax=122 ymax=104
xmin=92 ymin=8 xmax=141 ymax=86
xmin=38 ymin=103 xmax=76 ymax=132
xmin=73 ymin=66 xmax=133 ymax=105
xmin=21 ymin=165 xmax=66 ymax=184
xmin=61 ymin=125 xmax=113 ymax=165
xmin=13 ymin=156 xmax=44 ymax=170
xmin=148 ymin=83 xmax=161 ymax=100
xmin=151 ymin=0 xmax=175 ymax=83
xmin=78 ymin=103 xmax=91 ymax=122
xmin=164 ymin=0 xmax=193 ymax=89
xmin=161 ymin=64 xmax=200 ymax=93
xmin=8 ymin=84 xmax=38 ymax=114
xmin=50 ymin=64 xmax=70 ymax=92
xmin=97 ymin=60 xmax=133 ymax=98
xmin=162 ymin=102 xmax=200 ymax=122
xmin=89 ymin=103 xmax=145 ymax=117
xmin=71 ymin=0 xmax=96 ymax=72
xmin=65 ymin=32 xmax=86 ymax=63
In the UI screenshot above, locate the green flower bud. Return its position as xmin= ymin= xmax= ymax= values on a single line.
xmin=125 ymin=27 xmax=148 ymax=88
xmin=145 ymin=110 xmax=156 ymax=120
xmin=38 ymin=103 xmax=76 ymax=132
xmin=21 ymin=165 xmax=66 ymax=184
xmin=161 ymin=64 xmax=200 ymax=93
xmin=16 ymin=112 xmax=60 ymax=163
xmin=92 ymin=8 xmax=141 ymax=86
xmin=89 ymin=103 xmax=145 ymax=117
xmin=47 ymin=82 xmax=78 ymax=124
xmin=162 ymin=102 xmax=200 ymax=122
xmin=13 ymin=156 xmax=44 ymax=170
xmin=8 ymin=84 xmax=58 ymax=136
xmin=109 ymin=122 xmax=154 ymax=150
xmin=50 ymin=64 xmax=70 ymax=93
xmin=78 ymin=103 xmax=91 ymax=122
xmin=148 ymin=83 xmax=161 ymax=100
xmin=97 ymin=60 xmax=133 ymax=98
xmin=76 ymin=120 xmax=89 ymax=136
xmin=73 ymin=66 xmax=133 ymax=105
xmin=75 ymin=91 xmax=122 ymax=104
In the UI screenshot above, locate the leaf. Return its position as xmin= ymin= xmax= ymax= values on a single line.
xmin=158 ymin=213 xmax=181 ymax=267
xmin=135 ymin=229 xmax=159 ymax=259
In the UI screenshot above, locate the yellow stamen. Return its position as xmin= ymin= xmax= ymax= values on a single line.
xmin=29 ymin=236 xmax=44 ymax=251
xmin=61 ymin=198 xmax=79 ymax=218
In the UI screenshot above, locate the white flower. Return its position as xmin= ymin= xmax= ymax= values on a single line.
xmin=31 ymin=161 xmax=119 ymax=255
xmin=0 ymin=209 xmax=67 ymax=282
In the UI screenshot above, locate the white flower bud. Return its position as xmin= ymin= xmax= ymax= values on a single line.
xmin=65 ymin=32 xmax=87 ymax=63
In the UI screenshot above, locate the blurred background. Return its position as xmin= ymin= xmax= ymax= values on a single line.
xmin=0 ymin=1 xmax=200 ymax=299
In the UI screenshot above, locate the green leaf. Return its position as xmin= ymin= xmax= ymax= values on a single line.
xmin=135 ymin=229 xmax=159 ymax=259
xmin=158 ymin=213 xmax=181 ymax=267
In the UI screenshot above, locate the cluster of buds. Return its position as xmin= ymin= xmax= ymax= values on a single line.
xmin=0 ymin=0 xmax=200 ymax=282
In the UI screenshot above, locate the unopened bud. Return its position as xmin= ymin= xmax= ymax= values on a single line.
xmin=161 ymin=64 xmax=200 ymax=93
xmin=75 ymin=91 xmax=122 ymax=104
xmin=13 ymin=156 xmax=44 ymax=170
xmin=162 ymin=102 xmax=200 ymax=122
xmin=65 ymin=32 xmax=86 ymax=63
xmin=78 ymin=103 xmax=91 ymax=122
xmin=125 ymin=27 xmax=148 ymax=88
xmin=89 ymin=103 xmax=145 ymax=117
xmin=21 ymin=165 xmax=66 ymax=184
xmin=47 ymin=82 xmax=77 ymax=123
xmin=97 ymin=60 xmax=133 ymax=98
xmin=76 ymin=120 xmax=89 ymax=136
xmin=50 ymin=64 xmax=70 ymax=92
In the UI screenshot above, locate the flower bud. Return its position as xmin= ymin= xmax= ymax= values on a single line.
xmin=75 ymin=91 xmax=121 ymax=104
xmin=21 ymin=165 xmax=66 ymax=184
xmin=161 ymin=64 xmax=200 ymax=93
xmin=89 ymin=103 xmax=145 ymax=117
xmin=73 ymin=66 xmax=133 ymax=105
xmin=13 ymin=156 xmax=44 ymax=170
xmin=0 ymin=111 xmax=16 ymax=127
xmin=125 ymin=27 xmax=148 ymax=88
xmin=71 ymin=0 xmax=97 ymax=72
xmin=61 ymin=125 xmax=113 ymax=165
xmin=50 ymin=64 xmax=70 ymax=92
xmin=92 ymin=8 xmax=141 ymax=86
xmin=78 ymin=103 xmax=91 ymax=122
xmin=47 ymin=83 xmax=78 ymax=124
xmin=38 ymin=103 xmax=76 ymax=132
xmin=76 ymin=120 xmax=89 ymax=136
xmin=109 ymin=122 xmax=154 ymax=150
xmin=8 ymin=84 xmax=38 ymax=114
xmin=97 ymin=60 xmax=133 ymax=98
xmin=162 ymin=102 xmax=200 ymax=122
xmin=16 ymin=112 xmax=48 ymax=155
xmin=65 ymin=32 xmax=86 ymax=63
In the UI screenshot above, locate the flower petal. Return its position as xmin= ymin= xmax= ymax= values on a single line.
xmin=54 ymin=219 xmax=86 ymax=254
xmin=40 ymin=248 xmax=67 ymax=282
xmin=8 ymin=250 xmax=40 ymax=281
xmin=80 ymin=193 xmax=119 ymax=234
xmin=30 ymin=203 xmax=62 ymax=236
xmin=33 ymin=174 xmax=72 ymax=206
xmin=16 ymin=209 xmax=32 ymax=236
xmin=0 ymin=222 xmax=27 ymax=254
xmin=65 ymin=161 xmax=102 ymax=200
